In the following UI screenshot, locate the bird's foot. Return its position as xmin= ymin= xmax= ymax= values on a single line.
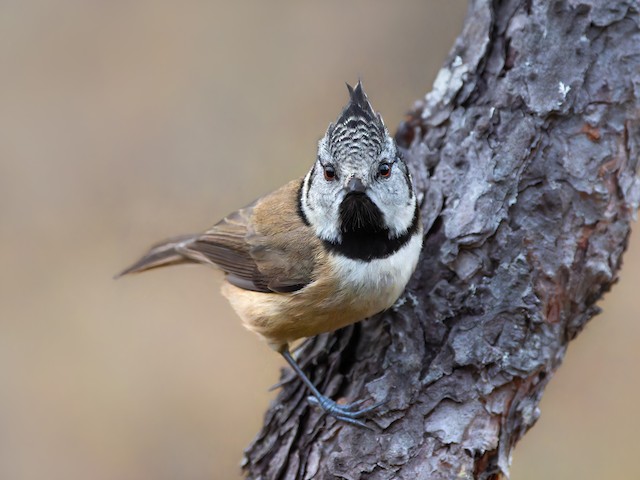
xmin=307 ymin=394 xmax=385 ymax=428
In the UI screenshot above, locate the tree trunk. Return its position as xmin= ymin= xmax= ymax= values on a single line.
xmin=242 ymin=0 xmax=640 ymax=478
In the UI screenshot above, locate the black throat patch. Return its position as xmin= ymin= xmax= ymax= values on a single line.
xmin=339 ymin=192 xmax=385 ymax=234
xmin=323 ymin=194 xmax=420 ymax=261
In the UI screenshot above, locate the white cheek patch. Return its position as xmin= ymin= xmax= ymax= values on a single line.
xmin=386 ymin=197 xmax=417 ymax=238
xmin=367 ymin=185 xmax=417 ymax=238
xmin=314 ymin=220 xmax=341 ymax=244
xmin=300 ymin=168 xmax=343 ymax=243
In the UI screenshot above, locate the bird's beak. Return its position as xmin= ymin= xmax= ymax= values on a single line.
xmin=346 ymin=176 xmax=366 ymax=194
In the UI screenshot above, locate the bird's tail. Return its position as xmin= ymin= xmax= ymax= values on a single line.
xmin=116 ymin=234 xmax=197 ymax=278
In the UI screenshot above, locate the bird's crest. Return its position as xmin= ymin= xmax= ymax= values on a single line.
xmin=327 ymin=81 xmax=386 ymax=161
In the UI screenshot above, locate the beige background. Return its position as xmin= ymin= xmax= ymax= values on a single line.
xmin=1 ymin=2 xmax=638 ymax=479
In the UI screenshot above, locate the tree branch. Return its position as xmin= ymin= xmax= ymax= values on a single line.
xmin=242 ymin=0 xmax=640 ymax=478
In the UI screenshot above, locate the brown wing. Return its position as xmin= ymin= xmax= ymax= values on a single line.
xmin=181 ymin=206 xmax=260 ymax=285
xmin=120 ymin=179 xmax=319 ymax=294
xmin=116 ymin=212 xmax=259 ymax=284
xmin=243 ymin=179 xmax=320 ymax=292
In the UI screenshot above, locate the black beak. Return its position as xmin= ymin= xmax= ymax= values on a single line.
xmin=346 ymin=177 xmax=366 ymax=193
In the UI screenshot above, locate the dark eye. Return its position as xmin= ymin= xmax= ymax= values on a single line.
xmin=378 ymin=162 xmax=392 ymax=178
xmin=323 ymin=165 xmax=336 ymax=181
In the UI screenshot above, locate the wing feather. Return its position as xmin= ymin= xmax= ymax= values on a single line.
xmin=120 ymin=179 xmax=320 ymax=293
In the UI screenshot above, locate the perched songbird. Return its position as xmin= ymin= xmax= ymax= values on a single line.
xmin=119 ymin=82 xmax=423 ymax=426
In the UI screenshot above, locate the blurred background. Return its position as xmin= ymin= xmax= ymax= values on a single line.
xmin=1 ymin=1 xmax=638 ymax=479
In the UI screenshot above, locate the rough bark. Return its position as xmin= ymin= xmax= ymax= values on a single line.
xmin=242 ymin=1 xmax=640 ymax=478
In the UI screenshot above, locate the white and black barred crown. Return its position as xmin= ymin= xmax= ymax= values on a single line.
xmin=327 ymin=82 xmax=387 ymax=161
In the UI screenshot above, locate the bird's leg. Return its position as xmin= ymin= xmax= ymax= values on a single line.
xmin=280 ymin=349 xmax=384 ymax=428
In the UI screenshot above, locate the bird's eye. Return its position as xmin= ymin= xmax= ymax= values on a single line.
xmin=323 ymin=165 xmax=336 ymax=181
xmin=378 ymin=162 xmax=392 ymax=178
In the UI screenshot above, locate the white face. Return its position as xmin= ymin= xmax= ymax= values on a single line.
xmin=299 ymin=86 xmax=417 ymax=247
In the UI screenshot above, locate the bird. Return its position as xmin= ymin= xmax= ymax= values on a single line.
xmin=118 ymin=81 xmax=423 ymax=427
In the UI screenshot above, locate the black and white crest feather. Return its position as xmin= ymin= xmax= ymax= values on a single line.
xmin=327 ymin=82 xmax=386 ymax=163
